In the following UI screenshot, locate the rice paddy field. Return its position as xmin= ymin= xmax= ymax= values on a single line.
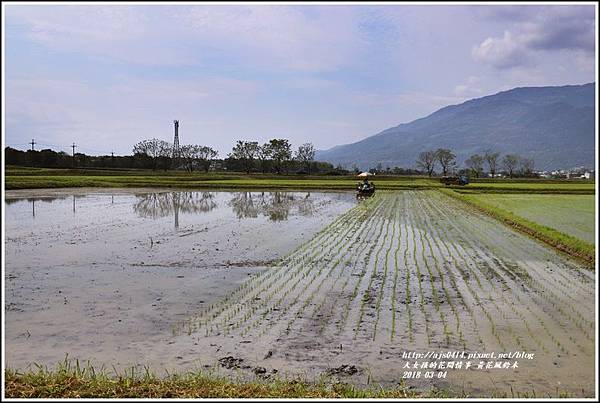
xmin=464 ymin=193 xmax=595 ymax=244
xmin=5 ymin=186 xmax=596 ymax=398
xmin=4 ymin=174 xmax=597 ymax=398
xmin=163 ymin=190 xmax=594 ymax=397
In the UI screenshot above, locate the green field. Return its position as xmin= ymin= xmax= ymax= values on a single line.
xmin=441 ymin=189 xmax=595 ymax=265
xmin=466 ymin=193 xmax=595 ymax=244
xmin=457 ymin=181 xmax=595 ymax=194
xmin=5 ymin=166 xmax=595 ymax=193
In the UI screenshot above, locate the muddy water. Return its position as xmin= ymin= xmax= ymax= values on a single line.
xmin=4 ymin=188 xmax=356 ymax=371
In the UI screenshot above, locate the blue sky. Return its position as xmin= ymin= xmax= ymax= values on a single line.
xmin=3 ymin=3 xmax=596 ymax=156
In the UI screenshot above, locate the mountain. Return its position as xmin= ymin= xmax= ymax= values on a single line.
xmin=316 ymin=83 xmax=595 ymax=171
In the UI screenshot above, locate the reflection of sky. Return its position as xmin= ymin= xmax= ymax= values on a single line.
xmin=5 ymin=191 xmax=357 ymax=230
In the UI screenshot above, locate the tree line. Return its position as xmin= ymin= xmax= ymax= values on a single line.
xmin=5 ymin=138 xmax=344 ymax=175
xmin=132 ymin=137 xmax=321 ymax=174
xmin=416 ymin=148 xmax=536 ymax=178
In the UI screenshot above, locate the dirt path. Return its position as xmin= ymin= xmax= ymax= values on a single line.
xmin=158 ymin=190 xmax=594 ymax=397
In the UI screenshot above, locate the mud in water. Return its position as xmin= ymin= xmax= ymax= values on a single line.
xmin=4 ymin=189 xmax=595 ymax=397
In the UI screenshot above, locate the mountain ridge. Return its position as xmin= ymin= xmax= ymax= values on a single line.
xmin=316 ymin=83 xmax=595 ymax=171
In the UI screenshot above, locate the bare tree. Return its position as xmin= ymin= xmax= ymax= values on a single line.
xmin=295 ymin=143 xmax=316 ymax=174
xmin=179 ymin=145 xmax=196 ymax=172
xmin=435 ymin=148 xmax=456 ymax=176
xmin=464 ymin=154 xmax=484 ymax=178
xmin=484 ymin=150 xmax=500 ymax=177
xmin=520 ymin=157 xmax=535 ymax=176
xmin=157 ymin=140 xmax=173 ymax=171
xmin=230 ymin=140 xmax=259 ymax=174
xmin=416 ymin=150 xmax=437 ymax=177
xmin=502 ymin=154 xmax=520 ymax=178
xmin=196 ymin=146 xmax=218 ymax=172
xmin=133 ymin=138 xmax=172 ymax=170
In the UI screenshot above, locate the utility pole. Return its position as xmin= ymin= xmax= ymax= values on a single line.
xmin=71 ymin=143 xmax=77 ymax=167
xmin=172 ymin=120 xmax=180 ymax=169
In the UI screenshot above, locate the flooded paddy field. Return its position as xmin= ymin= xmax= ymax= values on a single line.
xmin=4 ymin=188 xmax=355 ymax=370
xmin=4 ymin=189 xmax=595 ymax=397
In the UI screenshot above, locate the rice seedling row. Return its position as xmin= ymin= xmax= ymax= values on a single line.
xmin=353 ymin=194 xmax=397 ymax=340
xmin=422 ymin=191 xmax=589 ymax=354
xmin=433 ymin=193 xmax=594 ymax=345
xmin=411 ymin=194 xmax=466 ymax=348
xmin=234 ymin=198 xmax=376 ymax=336
xmin=335 ymin=196 xmax=393 ymax=335
xmin=371 ymin=195 xmax=400 ymax=341
xmin=188 ymin=197 xmax=371 ymax=335
xmin=417 ymin=192 xmax=546 ymax=352
xmin=406 ymin=191 xmax=509 ymax=350
xmin=315 ymin=200 xmax=390 ymax=336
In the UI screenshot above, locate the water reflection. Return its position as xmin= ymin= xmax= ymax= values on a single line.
xmin=229 ymin=191 xmax=315 ymax=221
xmin=5 ymin=195 xmax=86 ymax=217
xmin=133 ymin=192 xmax=217 ymax=228
xmin=5 ymin=190 xmax=333 ymax=224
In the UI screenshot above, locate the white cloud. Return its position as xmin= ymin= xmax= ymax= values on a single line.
xmin=472 ymin=5 xmax=595 ymax=70
xmin=472 ymin=31 xmax=529 ymax=69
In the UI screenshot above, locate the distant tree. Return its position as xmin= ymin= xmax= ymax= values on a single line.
xmin=230 ymin=140 xmax=259 ymax=174
xmin=295 ymin=143 xmax=316 ymax=174
xmin=178 ymin=145 xmax=217 ymax=172
xmin=180 ymin=145 xmax=194 ymax=172
xmin=133 ymin=139 xmax=171 ymax=170
xmin=520 ymin=157 xmax=535 ymax=176
xmin=416 ymin=150 xmax=437 ymax=177
xmin=435 ymin=148 xmax=456 ymax=176
xmin=157 ymin=140 xmax=173 ymax=171
xmin=268 ymin=139 xmax=292 ymax=174
xmin=257 ymin=143 xmax=272 ymax=174
xmin=502 ymin=154 xmax=520 ymax=178
xmin=196 ymin=146 xmax=218 ymax=172
xmin=484 ymin=150 xmax=500 ymax=177
xmin=464 ymin=154 xmax=484 ymax=178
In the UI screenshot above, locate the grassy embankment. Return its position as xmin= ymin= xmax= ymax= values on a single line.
xmin=440 ymin=187 xmax=595 ymax=266
xmin=5 ymin=360 xmax=574 ymax=398
xmin=4 ymin=360 xmax=444 ymax=399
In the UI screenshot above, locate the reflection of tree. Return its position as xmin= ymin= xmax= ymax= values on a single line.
xmin=228 ymin=191 xmax=315 ymax=221
xmin=133 ymin=192 xmax=217 ymax=227
xmin=228 ymin=192 xmax=260 ymax=219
